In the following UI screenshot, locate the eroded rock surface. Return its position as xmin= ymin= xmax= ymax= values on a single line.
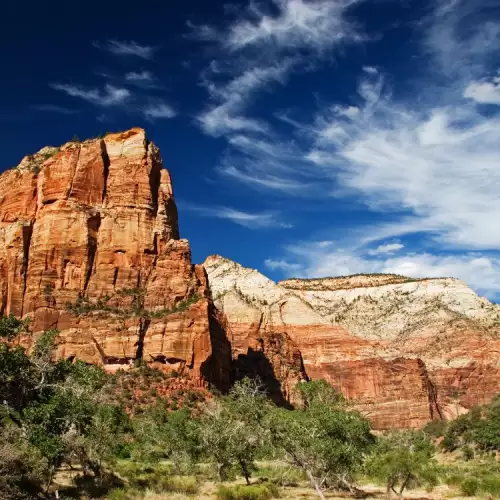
xmin=206 ymin=257 xmax=500 ymax=428
xmin=0 ymin=129 xmax=231 ymax=389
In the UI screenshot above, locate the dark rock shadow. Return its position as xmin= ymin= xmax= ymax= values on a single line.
xmin=233 ymin=347 xmax=293 ymax=409
xmin=200 ymin=304 xmax=233 ymax=393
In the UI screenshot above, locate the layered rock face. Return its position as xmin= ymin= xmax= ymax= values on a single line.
xmin=204 ymin=257 xmax=443 ymax=427
xmin=2 ymin=129 xmax=498 ymax=429
xmin=0 ymin=129 xmax=231 ymax=388
xmin=205 ymin=258 xmax=500 ymax=428
xmin=279 ymin=275 xmax=500 ymax=424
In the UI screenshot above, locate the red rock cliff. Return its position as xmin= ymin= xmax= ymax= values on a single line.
xmin=205 ymin=256 xmax=500 ymax=429
xmin=0 ymin=129 xmax=231 ymax=388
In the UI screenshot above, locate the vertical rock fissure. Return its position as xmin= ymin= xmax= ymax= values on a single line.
xmin=100 ymin=141 xmax=110 ymax=204
xmin=83 ymin=213 xmax=101 ymax=294
xmin=135 ymin=317 xmax=151 ymax=361
xmin=20 ymin=222 xmax=34 ymax=316
xmin=420 ymin=359 xmax=443 ymax=420
xmin=149 ymin=162 xmax=161 ymax=217
xmin=67 ymin=145 xmax=81 ymax=198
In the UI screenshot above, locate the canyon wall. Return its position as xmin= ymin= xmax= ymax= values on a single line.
xmin=2 ymin=129 xmax=498 ymax=429
xmin=206 ymin=258 xmax=500 ymax=428
xmin=0 ymin=129 xmax=231 ymax=388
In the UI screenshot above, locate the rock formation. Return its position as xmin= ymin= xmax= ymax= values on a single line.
xmin=0 ymin=129 xmax=231 ymax=388
xmin=205 ymin=258 xmax=500 ymax=428
xmin=2 ymin=129 xmax=499 ymax=430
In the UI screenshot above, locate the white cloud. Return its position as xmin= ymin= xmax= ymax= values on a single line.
xmin=142 ymin=102 xmax=176 ymax=120
xmin=198 ymin=60 xmax=295 ymax=136
xmin=218 ymin=163 xmax=305 ymax=192
xmin=191 ymin=0 xmax=367 ymax=190
xmin=181 ymin=203 xmax=290 ymax=229
xmin=362 ymin=65 xmax=378 ymax=74
xmin=223 ymin=0 xmax=364 ymax=52
xmin=265 ymin=258 xmax=302 ymax=273
xmin=125 ymin=70 xmax=154 ymax=82
xmin=368 ymin=243 xmax=404 ymax=255
xmin=464 ymin=75 xmax=500 ymax=104
xmin=50 ymin=83 xmax=130 ymax=107
xmin=306 ymin=73 xmax=500 ymax=250
xmin=94 ymin=40 xmax=156 ymax=59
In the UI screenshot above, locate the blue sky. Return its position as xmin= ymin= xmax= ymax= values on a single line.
xmin=2 ymin=0 xmax=500 ymax=299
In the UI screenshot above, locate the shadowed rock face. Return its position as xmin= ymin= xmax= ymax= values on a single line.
xmin=0 ymin=129 xmax=231 ymax=390
xmin=205 ymin=256 xmax=500 ymax=429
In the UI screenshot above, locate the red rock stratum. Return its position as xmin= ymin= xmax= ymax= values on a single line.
xmin=0 ymin=128 xmax=231 ymax=388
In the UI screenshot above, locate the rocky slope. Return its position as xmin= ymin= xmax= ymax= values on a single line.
xmin=279 ymin=275 xmax=500 ymax=419
xmin=204 ymin=257 xmax=442 ymax=427
xmin=279 ymin=275 xmax=500 ymax=340
xmin=0 ymin=129 xmax=231 ymax=388
xmin=205 ymin=258 xmax=500 ymax=428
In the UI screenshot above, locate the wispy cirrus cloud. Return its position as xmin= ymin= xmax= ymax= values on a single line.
xmin=367 ymin=243 xmax=404 ymax=256
xmin=125 ymin=70 xmax=154 ymax=82
xmin=305 ymin=69 xmax=500 ymax=250
xmin=142 ymin=102 xmax=176 ymax=120
xmin=33 ymin=104 xmax=79 ymax=114
xmin=50 ymin=83 xmax=131 ymax=107
xmin=93 ymin=40 xmax=157 ymax=60
xmin=198 ymin=60 xmax=296 ymax=136
xmin=181 ymin=202 xmax=291 ymax=229
xmin=190 ymin=0 xmax=364 ymax=53
xmin=190 ymin=0 xmax=366 ymax=195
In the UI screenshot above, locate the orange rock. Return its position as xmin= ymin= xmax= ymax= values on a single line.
xmin=0 ymin=129 xmax=230 ymax=390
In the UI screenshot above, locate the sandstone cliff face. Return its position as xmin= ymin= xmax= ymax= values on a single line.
xmin=279 ymin=275 xmax=500 ymax=340
xmin=204 ymin=256 xmax=442 ymax=428
xmin=279 ymin=275 xmax=500 ymax=424
xmin=3 ymin=130 xmax=498 ymax=430
xmin=0 ymin=129 xmax=231 ymax=388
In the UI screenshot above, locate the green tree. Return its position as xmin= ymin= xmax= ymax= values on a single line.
xmin=199 ymin=378 xmax=271 ymax=483
xmin=266 ymin=380 xmax=373 ymax=499
xmin=133 ymin=403 xmax=202 ymax=469
xmin=365 ymin=431 xmax=438 ymax=498
xmin=0 ymin=319 xmax=130 ymax=491
xmin=472 ymin=395 xmax=500 ymax=452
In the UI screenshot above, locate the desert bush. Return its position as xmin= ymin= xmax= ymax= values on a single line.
xmin=216 ymin=482 xmax=280 ymax=500
xmin=460 ymin=476 xmax=480 ymax=496
xmin=422 ymin=419 xmax=447 ymax=438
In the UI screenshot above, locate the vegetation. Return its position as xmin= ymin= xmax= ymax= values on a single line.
xmin=216 ymin=482 xmax=280 ymax=500
xmin=1 ymin=314 xmax=500 ymax=498
xmin=66 ymin=289 xmax=201 ymax=320
xmin=266 ymin=381 xmax=373 ymax=498
xmin=365 ymin=431 xmax=438 ymax=497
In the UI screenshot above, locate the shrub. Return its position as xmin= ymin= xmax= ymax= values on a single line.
xmin=216 ymin=483 xmax=280 ymax=500
xmin=462 ymin=445 xmax=474 ymax=461
xmin=422 ymin=419 xmax=447 ymax=438
xmin=156 ymin=475 xmax=199 ymax=495
xmin=481 ymin=474 xmax=500 ymax=497
xmin=460 ymin=477 xmax=479 ymax=496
